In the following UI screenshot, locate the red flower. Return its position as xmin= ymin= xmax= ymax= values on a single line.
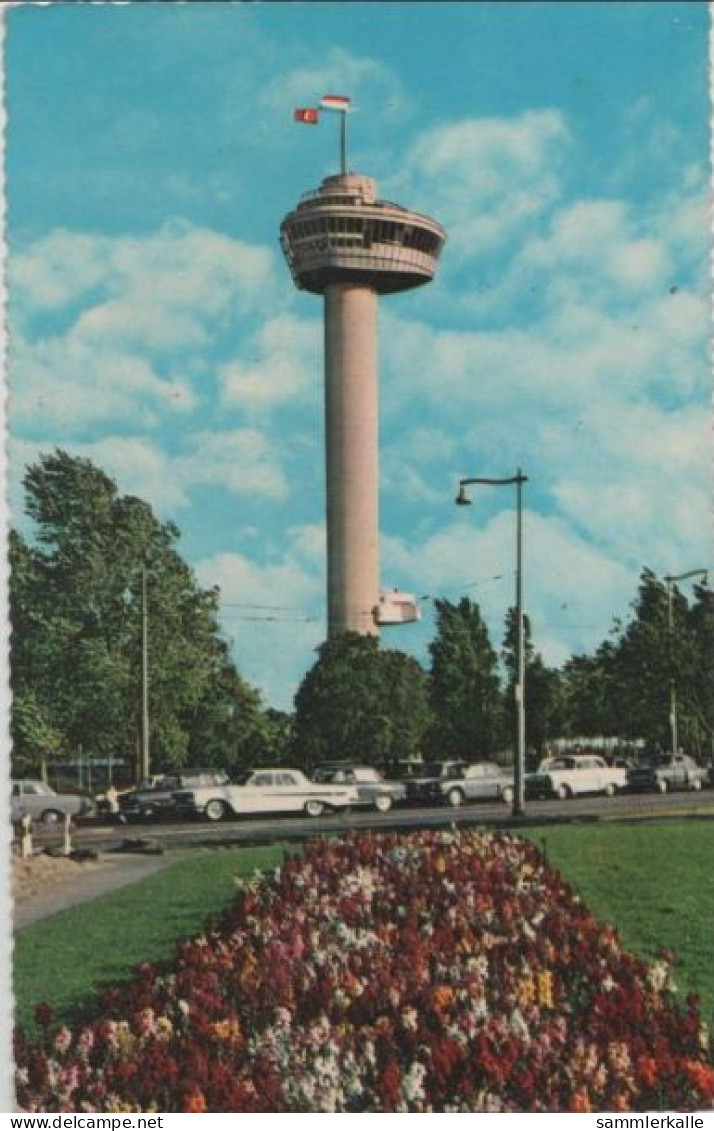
xmin=379 ymin=1061 xmax=402 ymax=1110
xmin=183 ymin=1088 xmax=207 ymax=1113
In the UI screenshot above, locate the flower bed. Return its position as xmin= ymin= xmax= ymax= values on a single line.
xmin=15 ymin=829 xmax=714 ymax=1112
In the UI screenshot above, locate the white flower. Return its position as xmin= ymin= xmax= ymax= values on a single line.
xmin=402 ymin=1006 xmax=418 ymax=1032
xmin=509 ymin=1008 xmax=529 ymax=1040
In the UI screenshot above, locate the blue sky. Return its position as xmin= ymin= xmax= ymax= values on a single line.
xmin=6 ymin=2 xmax=710 ymax=710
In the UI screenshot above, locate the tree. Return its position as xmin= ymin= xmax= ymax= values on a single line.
xmin=560 ymin=645 xmax=618 ymax=740
xmin=688 ymin=583 xmax=714 ymax=757
xmin=606 ymin=569 xmax=702 ymax=750
xmin=292 ymin=632 xmax=431 ymax=773
xmin=11 ymin=449 xmax=266 ymax=777
xmin=183 ymin=640 xmax=278 ymax=770
xmin=427 ymin=597 xmax=502 ymax=760
xmin=502 ymin=608 xmax=563 ymax=756
xmin=9 ymin=529 xmax=72 ymax=775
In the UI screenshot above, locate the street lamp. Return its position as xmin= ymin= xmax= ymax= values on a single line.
xmin=663 ymin=568 xmax=708 ymax=755
xmin=455 ymin=469 xmax=528 ymax=817
xmin=140 ymin=556 xmax=151 ymax=783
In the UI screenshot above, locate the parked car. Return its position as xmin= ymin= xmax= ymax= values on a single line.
xmin=11 ymin=780 xmax=94 ymax=825
xmin=173 ymin=767 xmax=358 ymax=821
xmin=311 ymin=763 xmax=406 ymax=811
xmin=118 ymin=770 xmax=229 ymax=821
xmin=419 ymin=761 xmax=515 ymax=808
xmin=526 ymin=755 xmax=627 ymax=800
xmin=626 ymin=752 xmax=708 ymax=794
xmin=403 ymin=761 xmax=470 ymax=805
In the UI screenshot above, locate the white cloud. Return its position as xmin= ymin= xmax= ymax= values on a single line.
xmin=10 ymin=332 xmax=198 ymax=435
xmin=195 ymin=539 xmax=326 ymax=710
xmin=14 ymin=223 xmax=275 ymax=329
xmin=10 ymin=223 xmax=281 ymax=435
xmin=175 ymin=429 xmax=288 ymax=501
xmin=388 ymin=110 xmax=569 ymax=257
xmin=383 ymin=511 xmax=635 ymax=665
xmin=10 ymin=430 xmax=290 ymax=519
xmin=219 ymin=313 xmax=321 ymax=409
xmin=260 ymin=47 xmax=411 ymax=124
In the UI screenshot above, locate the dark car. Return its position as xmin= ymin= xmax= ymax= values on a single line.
xmin=626 ymin=752 xmax=707 ymax=794
xmin=119 ymin=769 xmax=229 ymax=821
xmin=403 ymin=761 xmax=469 ymax=805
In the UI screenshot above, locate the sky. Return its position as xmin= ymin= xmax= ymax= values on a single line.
xmin=5 ymin=1 xmax=711 ymax=711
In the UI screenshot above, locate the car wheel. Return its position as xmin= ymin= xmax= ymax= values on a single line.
xmin=603 ymin=783 xmax=616 ymax=797
xmin=657 ymin=779 xmax=668 ymax=794
xmin=305 ymin=799 xmax=324 ymax=818
xmin=204 ymin=799 xmax=228 ymax=822
xmin=501 ymin=786 xmax=514 ymax=805
xmin=447 ymin=787 xmax=465 ymax=808
xmin=555 ymin=784 xmax=570 ymax=801
xmin=690 ymin=778 xmax=703 ymax=792
xmin=40 ymin=808 xmax=63 ymax=825
xmin=374 ymin=794 xmax=392 ymax=812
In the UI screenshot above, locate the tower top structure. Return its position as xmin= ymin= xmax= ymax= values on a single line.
xmin=280 ymin=98 xmax=445 ymax=637
xmin=280 ymin=171 xmax=445 ymax=296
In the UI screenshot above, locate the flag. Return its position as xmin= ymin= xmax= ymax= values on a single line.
xmin=294 ymin=107 xmax=320 ymax=124
xmin=319 ymin=94 xmax=351 ymax=112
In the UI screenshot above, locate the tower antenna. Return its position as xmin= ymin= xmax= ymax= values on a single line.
xmin=319 ymin=94 xmax=352 ymax=174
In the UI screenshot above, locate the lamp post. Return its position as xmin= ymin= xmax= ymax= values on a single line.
xmin=141 ymin=559 xmax=150 ymax=783
xmin=455 ymin=469 xmax=528 ymax=817
xmin=663 ymin=568 xmax=708 ymax=754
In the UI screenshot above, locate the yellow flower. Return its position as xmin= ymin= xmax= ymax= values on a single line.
xmin=212 ymin=1018 xmax=242 ymax=1042
xmin=517 ymin=976 xmax=536 ymax=1005
xmin=537 ymin=970 xmax=554 ymax=1008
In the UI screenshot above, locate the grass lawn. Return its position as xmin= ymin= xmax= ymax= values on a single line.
xmin=13 ymin=844 xmax=287 ymax=1035
xmin=13 ymin=820 xmax=714 ymax=1036
xmin=522 ymin=818 xmax=714 ymax=1025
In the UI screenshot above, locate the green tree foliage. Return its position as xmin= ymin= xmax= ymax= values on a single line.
xmin=183 ymin=642 xmax=285 ymax=771
xmin=558 ymin=570 xmax=713 ymax=754
xmin=560 ymin=644 xmax=617 ymax=739
xmin=11 ymin=449 xmax=266 ymax=777
xmin=292 ymin=632 xmax=431 ymax=773
xmin=502 ymin=608 xmax=564 ymax=755
xmin=10 ymin=529 xmax=72 ymax=774
xmin=687 ymin=583 xmax=714 ymax=756
xmin=427 ymin=597 xmax=502 ymax=760
xmin=607 ymin=569 xmax=707 ymax=752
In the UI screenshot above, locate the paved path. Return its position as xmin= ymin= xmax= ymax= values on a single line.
xmin=14 ymin=852 xmax=177 ymax=930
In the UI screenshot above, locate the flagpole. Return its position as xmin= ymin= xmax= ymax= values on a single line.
xmin=341 ymin=110 xmax=347 ymax=174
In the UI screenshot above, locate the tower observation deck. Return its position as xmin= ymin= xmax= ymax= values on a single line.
xmin=280 ymin=167 xmax=445 ymax=637
xmin=280 ymin=173 xmax=445 ymax=295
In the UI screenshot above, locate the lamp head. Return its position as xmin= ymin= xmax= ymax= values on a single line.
xmin=455 ymin=483 xmax=472 ymax=507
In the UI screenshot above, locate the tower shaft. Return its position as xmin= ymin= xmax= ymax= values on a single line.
xmin=324 ymin=283 xmax=379 ymax=635
xmin=281 ymin=169 xmax=445 ymax=637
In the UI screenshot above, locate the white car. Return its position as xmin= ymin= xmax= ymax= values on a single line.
xmin=311 ymin=763 xmax=406 ymax=811
xmin=526 ymin=755 xmax=627 ymax=800
xmin=12 ymin=780 xmax=93 ymax=824
xmin=172 ymin=767 xmax=359 ymax=822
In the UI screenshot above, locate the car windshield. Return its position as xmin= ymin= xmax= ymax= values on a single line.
xmin=419 ymin=763 xmax=447 ymax=777
xmin=312 ymin=768 xmax=336 ymax=782
xmin=233 ymin=770 xmax=255 ymax=786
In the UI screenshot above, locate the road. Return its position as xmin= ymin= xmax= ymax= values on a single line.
xmin=32 ymin=787 xmax=714 ymax=854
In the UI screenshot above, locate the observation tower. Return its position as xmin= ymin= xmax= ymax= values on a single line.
xmin=280 ymin=97 xmax=445 ymax=636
